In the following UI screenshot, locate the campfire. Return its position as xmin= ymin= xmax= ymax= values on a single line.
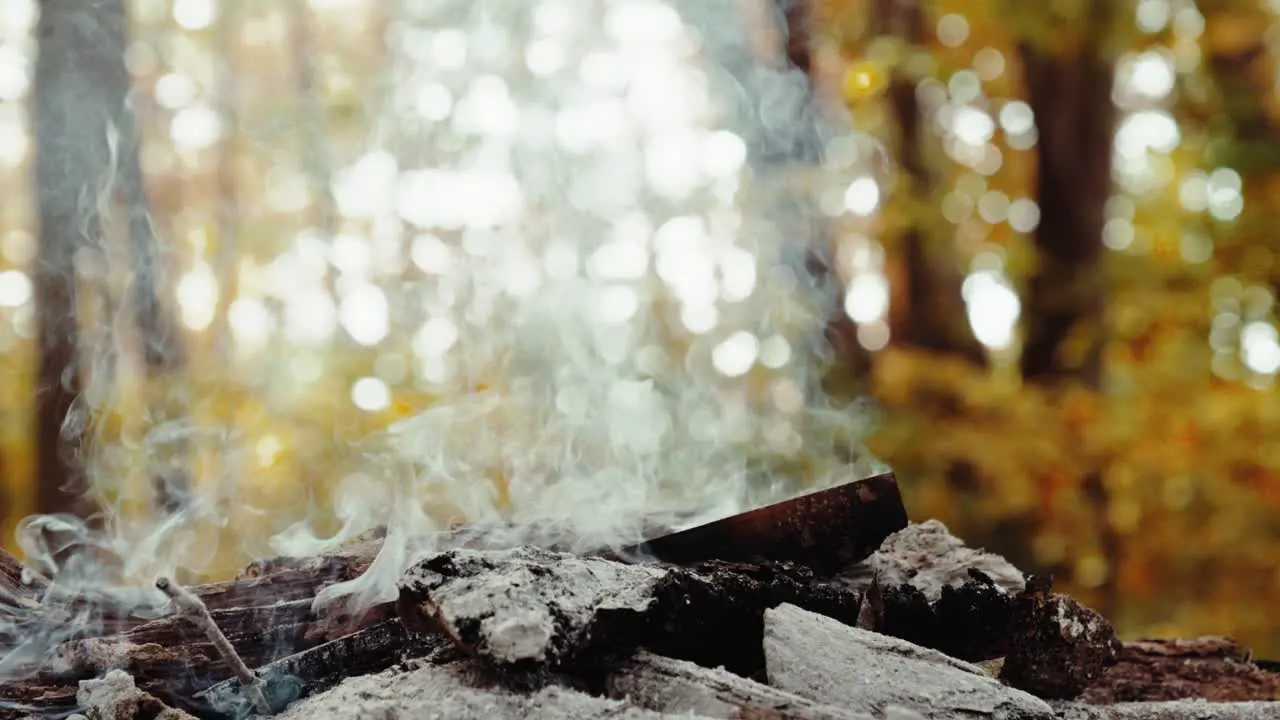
xmin=2 ymin=1 xmax=1278 ymax=718
xmin=2 ymin=473 xmax=1277 ymax=719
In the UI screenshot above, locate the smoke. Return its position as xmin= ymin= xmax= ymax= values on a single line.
xmin=286 ymin=0 xmax=888 ymax=613
xmin=2 ymin=0 xmax=888 ymax=684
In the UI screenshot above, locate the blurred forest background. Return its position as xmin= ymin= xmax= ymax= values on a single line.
xmin=1 ymin=0 xmax=1279 ymax=656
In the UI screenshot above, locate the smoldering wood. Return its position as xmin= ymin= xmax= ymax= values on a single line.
xmin=0 ymin=516 xmax=1032 ymax=716
xmin=198 ymin=620 xmax=448 ymax=718
xmin=606 ymin=651 xmax=866 ymax=720
xmin=622 ymin=472 xmax=908 ymax=573
xmin=4 ymin=518 xmax=1277 ymax=719
xmin=998 ymin=575 xmax=1121 ymax=700
xmin=396 ymin=546 xmax=869 ymax=682
xmin=154 ymin=579 xmax=269 ymax=715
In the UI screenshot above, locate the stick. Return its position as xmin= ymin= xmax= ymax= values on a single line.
xmin=155 ymin=577 xmax=271 ymax=715
xmin=198 ymin=619 xmax=443 ymax=718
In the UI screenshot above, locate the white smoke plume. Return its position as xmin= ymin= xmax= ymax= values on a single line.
xmin=1 ymin=0 xmax=889 ymax=688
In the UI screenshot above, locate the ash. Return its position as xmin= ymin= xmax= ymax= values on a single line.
xmin=276 ymin=660 xmax=678 ymax=720
xmin=854 ymin=520 xmax=1027 ymax=602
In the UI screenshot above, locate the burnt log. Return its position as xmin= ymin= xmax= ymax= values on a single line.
xmin=607 ymin=651 xmax=864 ymax=719
xmin=1081 ymin=637 xmax=1280 ymax=704
xmin=836 ymin=519 xmax=1029 ymax=661
xmin=999 ymin=575 xmax=1121 ymax=700
xmin=199 ymin=620 xmax=447 ymax=718
xmin=625 ymin=472 xmax=907 ymax=573
xmin=762 ymin=603 xmax=1055 ymax=719
xmin=395 ymin=546 xmax=866 ymax=684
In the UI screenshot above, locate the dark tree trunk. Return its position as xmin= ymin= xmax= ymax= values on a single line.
xmin=769 ymin=0 xmax=875 ymax=385
xmin=1017 ymin=26 xmax=1119 ymax=616
xmin=32 ymin=0 xmax=110 ymax=515
xmin=875 ymin=0 xmax=986 ymax=365
xmin=32 ymin=0 xmax=184 ymax=516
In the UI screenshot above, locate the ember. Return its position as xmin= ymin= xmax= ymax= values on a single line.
xmin=3 ymin=477 xmax=1278 ymax=719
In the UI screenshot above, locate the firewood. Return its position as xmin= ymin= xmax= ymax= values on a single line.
xmin=606 ymin=651 xmax=867 ymax=720
xmin=198 ymin=620 xmax=447 ymax=718
xmin=1053 ymin=700 xmax=1280 ymax=720
xmin=761 ymin=603 xmax=1056 ymax=719
xmin=0 ymin=548 xmax=45 ymax=608
xmin=998 ymin=575 xmax=1121 ymax=700
xmin=154 ymin=578 xmax=270 ymax=714
xmin=1081 ymin=638 xmax=1280 ymax=703
xmin=396 ymin=546 xmax=864 ymax=682
xmin=835 ymin=520 xmax=1030 ymax=662
xmin=623 ymin=472 xmax=907 ymax=573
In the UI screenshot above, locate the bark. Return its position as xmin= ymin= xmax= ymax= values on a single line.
xmin=1016 ymin=7 xmax=1120 ymax=618
xmin=31 ymin=0 xmax=189 ymax=518
xmin=4 ymin=525 xmax=1274 ymax=719
xmin=1017 ymin=48 xmax=1113 ymax=384
xmin=876 ymin=0 xmax=987 ymax=365
xmin=31 ymin=0 xmax=114 ymax=515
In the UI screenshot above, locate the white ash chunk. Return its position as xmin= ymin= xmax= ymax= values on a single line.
xmin=847 ymin=520 xmax=1026 ymax=602
xmin=397 ymin=545 xmax=666 ymax=668
xmin=762 ymin=603 xmax=1054 ymax=719
xmin=277 ymin=659 xmax=699 ymax=719
xmin=75 ymin=669 xmax=194 ymax=720
xmin=608 ymin=651 xmax=871 ymax=720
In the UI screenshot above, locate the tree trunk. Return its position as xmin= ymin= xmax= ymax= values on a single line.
xmin=1017 ymin=34 xmax=1114 ymax=383
xmin=1017 ymin=25 xmax=1119 ymax=616
xmin=31 ymin=0 xmax=112 ymax=515
xmin=876 ymin=0 xmax=987 ymax=366
xmin=32 ymin=0 xmax=187 ymax=517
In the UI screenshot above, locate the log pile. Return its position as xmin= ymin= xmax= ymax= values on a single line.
xmin=1 ymin=473 xmax=1277 ymax=720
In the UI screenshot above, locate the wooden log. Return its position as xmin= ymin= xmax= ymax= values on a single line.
xmin=198 ymin=620 xmax=446 ymax=718
xmin=1081 ymin=637 xmax=1280 ymax=704
xmin=761 ymin=603 xmax=1056 ymax=719
xmin=607 ymin=651 xmax=867 ymax=720
xmin=622 ymin=472 xmax=907 ymax=574
xmin=0 ymin=548 xmax=44 ymax=613
xmin=396 ymin=546 xmax=864 ymax=681
xmin=1055 ymin=700 xmax=1280 ymax=720
xmin=835 ymin=519 xmax=1030 ymax=662
xmin=998 ymin=575 xmax=1121 ymax=700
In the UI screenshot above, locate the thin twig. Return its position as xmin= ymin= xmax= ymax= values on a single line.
xmin=155 ymin=577 xmax=272 ymax=714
